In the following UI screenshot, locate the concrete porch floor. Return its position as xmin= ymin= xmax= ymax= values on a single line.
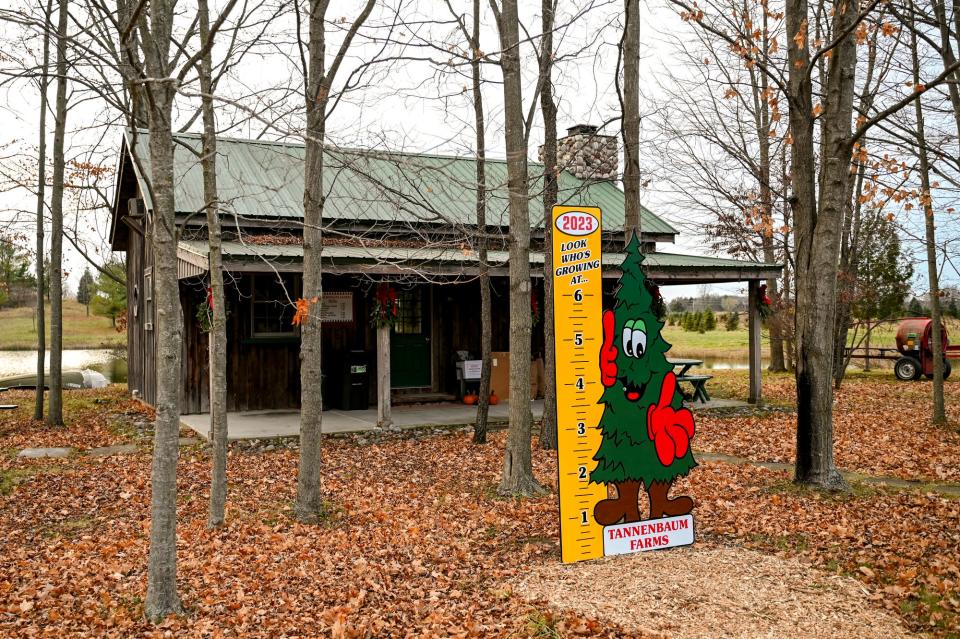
xmin=181 ymin=400 xmax=543 ymax=440
xmin=181 ymin=397 xmax=747 ymax=441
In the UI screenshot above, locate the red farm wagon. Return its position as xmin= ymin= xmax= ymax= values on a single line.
xmin=845 ymin=318 xmax=958 ymax=381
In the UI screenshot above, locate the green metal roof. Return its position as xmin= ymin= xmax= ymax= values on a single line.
xmin=125 ymin=130 xmax=678 ymax=236
xmin=178 ymin=241 xmax=781 ymax=282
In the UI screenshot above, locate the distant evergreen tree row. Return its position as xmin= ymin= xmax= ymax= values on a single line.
xmin=667 ymin=294 xmax=746 ymax=313
xmin=666 ymin=309 xmax=727 ymax=332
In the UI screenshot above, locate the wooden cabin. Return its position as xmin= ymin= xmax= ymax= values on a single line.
xmin=108 ymin=126 xmax=781 ymax=415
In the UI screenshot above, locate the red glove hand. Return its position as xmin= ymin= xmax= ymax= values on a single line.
xmin=647 ymin=373 xmax=695 ymax=466
xmin=599 ymin=310 xmax=618 ymax=387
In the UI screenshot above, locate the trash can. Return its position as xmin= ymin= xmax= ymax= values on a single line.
xmin=340 ymin=350 xmax=370 ymax=410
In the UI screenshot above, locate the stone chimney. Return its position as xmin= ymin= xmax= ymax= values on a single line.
xmin=539 ymin=124 xmax=618 ymax=181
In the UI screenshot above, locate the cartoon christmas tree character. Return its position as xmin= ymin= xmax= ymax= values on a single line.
xmin=591 ymin=235 xmax=697 ymax=525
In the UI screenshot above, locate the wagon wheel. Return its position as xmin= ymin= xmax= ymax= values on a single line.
xmin=894 ymin=356 xmax=922 ymax=381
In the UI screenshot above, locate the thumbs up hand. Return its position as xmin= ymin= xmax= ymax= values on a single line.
xmin=599 ymin=310 xmax=619 ymax=387
xmin=646 ymin=372 xmax=695 ymax=466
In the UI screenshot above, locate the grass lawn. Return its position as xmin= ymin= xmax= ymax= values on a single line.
xmin=0 ymin=300 xmax=125 ymax=350
xmin=662 ymin=323 xmax=749 ymax=359
xmin=663 ymin=315 xmax=960 ymax=360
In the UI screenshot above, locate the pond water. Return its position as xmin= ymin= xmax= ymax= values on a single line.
xmin=698 ymin=357 xmax=753 ymax=370
xmin=0 ymin=349 xmax=128 ymax=384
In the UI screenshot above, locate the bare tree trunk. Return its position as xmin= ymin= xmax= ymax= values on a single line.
xmin=864 ymin=325 xmax=871 ymax=371
xmin=117 ymin=0 xmax=150 ymax=129
xmin=788 ymin=0 xmax=853 ymax=490
xmin=539 ymin=0 xmax=558 ymax=451
xmin=142 ymin=0 xmax=185 ymax=620
xmin=931 ymin=0 xmax=960 ymax=141
xmin=198 ymin=0 xmax=229 ymax=528
xmin=46 ymin=0 xmax=68 ymax=428
xmin=495 ymin=0 xmax=546 ymax=497
xmin=33 ymin=0 xmax=52 ymax=422
xmin=781 ymin=143 xmax=795 ymax=372
xmin=833 ymin=27 xmax=878 ymax=388
xmin=910 ymin=12 xmax=947 ymax=426
xmin=470 ymin=0 xmax=491 ymax=445
xmin=295 ymin=0 xmax=376 ymax=521
xmin=296 ymin=0 xmax=330 ymax=524
xmin=622 ymin=0 xmax=641 ymax=241
xmin=752 ymin=7 xmax=786 ymax=373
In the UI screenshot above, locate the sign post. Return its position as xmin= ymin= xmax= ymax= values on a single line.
xmin=552 ymin=209 xmax=698 ymax=564
xmin=552 ymin=206 xmax=607 ymax=563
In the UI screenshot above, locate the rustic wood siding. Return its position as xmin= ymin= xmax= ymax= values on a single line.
xmin=124 ymin=199 xmax=157 ymax=406
xmin=178 ymin=273 xmax=368 ymax=414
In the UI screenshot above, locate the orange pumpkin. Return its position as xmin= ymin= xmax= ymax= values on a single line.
xmin=463 ymin=394 xmax=478 ymax=405
xmin=488 ymin=391 xmax=499 ymax=405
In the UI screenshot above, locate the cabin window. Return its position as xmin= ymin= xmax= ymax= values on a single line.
xmin=393 ymin=289 xmax=423 ymax=335
xmin=251 ymin=273 xmax=298 ymax=337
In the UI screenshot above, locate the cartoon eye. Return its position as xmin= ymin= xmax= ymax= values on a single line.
xmin=630 ymin=319 xmax=647 ymax=358
xmin=632 ymin=328 xmax=647 ymax=357
xmin=622 ymin=320 xmax=635 ymax=357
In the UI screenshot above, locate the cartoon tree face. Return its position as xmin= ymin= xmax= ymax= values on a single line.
xmin=601 ymin=237 xmax=675 ymax=414
xmin=591 ymin=235 xmax=696 ymax=488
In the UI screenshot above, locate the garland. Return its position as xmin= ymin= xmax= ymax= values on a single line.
xmin=645 ymin=278 xmax=667 ymax=321
xmin=757 ymin=283 xmax=774 ymax=320
xmin=370 ymin=284 xmax=399 ymax=328
xmin=197 ymin=286 xmax=229 ymax=332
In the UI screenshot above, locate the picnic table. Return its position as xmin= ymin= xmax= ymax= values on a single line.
xmin=667 ymin=358 xmax=712 ymax=404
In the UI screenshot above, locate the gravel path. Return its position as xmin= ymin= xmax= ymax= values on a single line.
xmin=515 ymin=545 xmax=916 ymax=638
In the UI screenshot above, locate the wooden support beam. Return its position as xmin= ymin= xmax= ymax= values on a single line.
xmin=748 ymin=279 xmax=762 ymax=404
xmin=376 ymin=325 xmax=392 ymax=428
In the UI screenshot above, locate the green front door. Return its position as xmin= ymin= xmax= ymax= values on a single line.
xmin=390 ymin=288 xmax=432 ymax=388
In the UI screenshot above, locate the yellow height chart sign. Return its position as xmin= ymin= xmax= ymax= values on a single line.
xmin=552 ymin=205 xmax=607 ymax=564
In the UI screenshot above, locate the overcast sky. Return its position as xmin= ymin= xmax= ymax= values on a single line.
xmin=0 ymin=0 xmax=955 ymax=301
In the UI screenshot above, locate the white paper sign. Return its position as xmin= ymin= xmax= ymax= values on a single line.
xmin=462 ymin=360 xmax=483 ymax=379
xmin=602 ymin=515 xmax=694 ymax=556
xmin=319 ymin=292 xmax=353 ymax=324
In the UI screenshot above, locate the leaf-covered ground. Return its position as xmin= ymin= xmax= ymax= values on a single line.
xmin=0 ymin=381 xmax=958 ymax=637
xmin=699 ymin=370 xmax=960 ymax=483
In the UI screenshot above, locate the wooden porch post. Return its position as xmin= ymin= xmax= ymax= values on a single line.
xmin=748 ymin=279 xmax=762 ymax=404
xmin=377 ymin=324 xmax=392 ymax=428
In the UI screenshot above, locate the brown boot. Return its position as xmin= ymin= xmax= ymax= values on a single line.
xmin=647 ymin=480 xmax=694 ymax=519
xmin=593 ymin=480 xmax=642 ymax=526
